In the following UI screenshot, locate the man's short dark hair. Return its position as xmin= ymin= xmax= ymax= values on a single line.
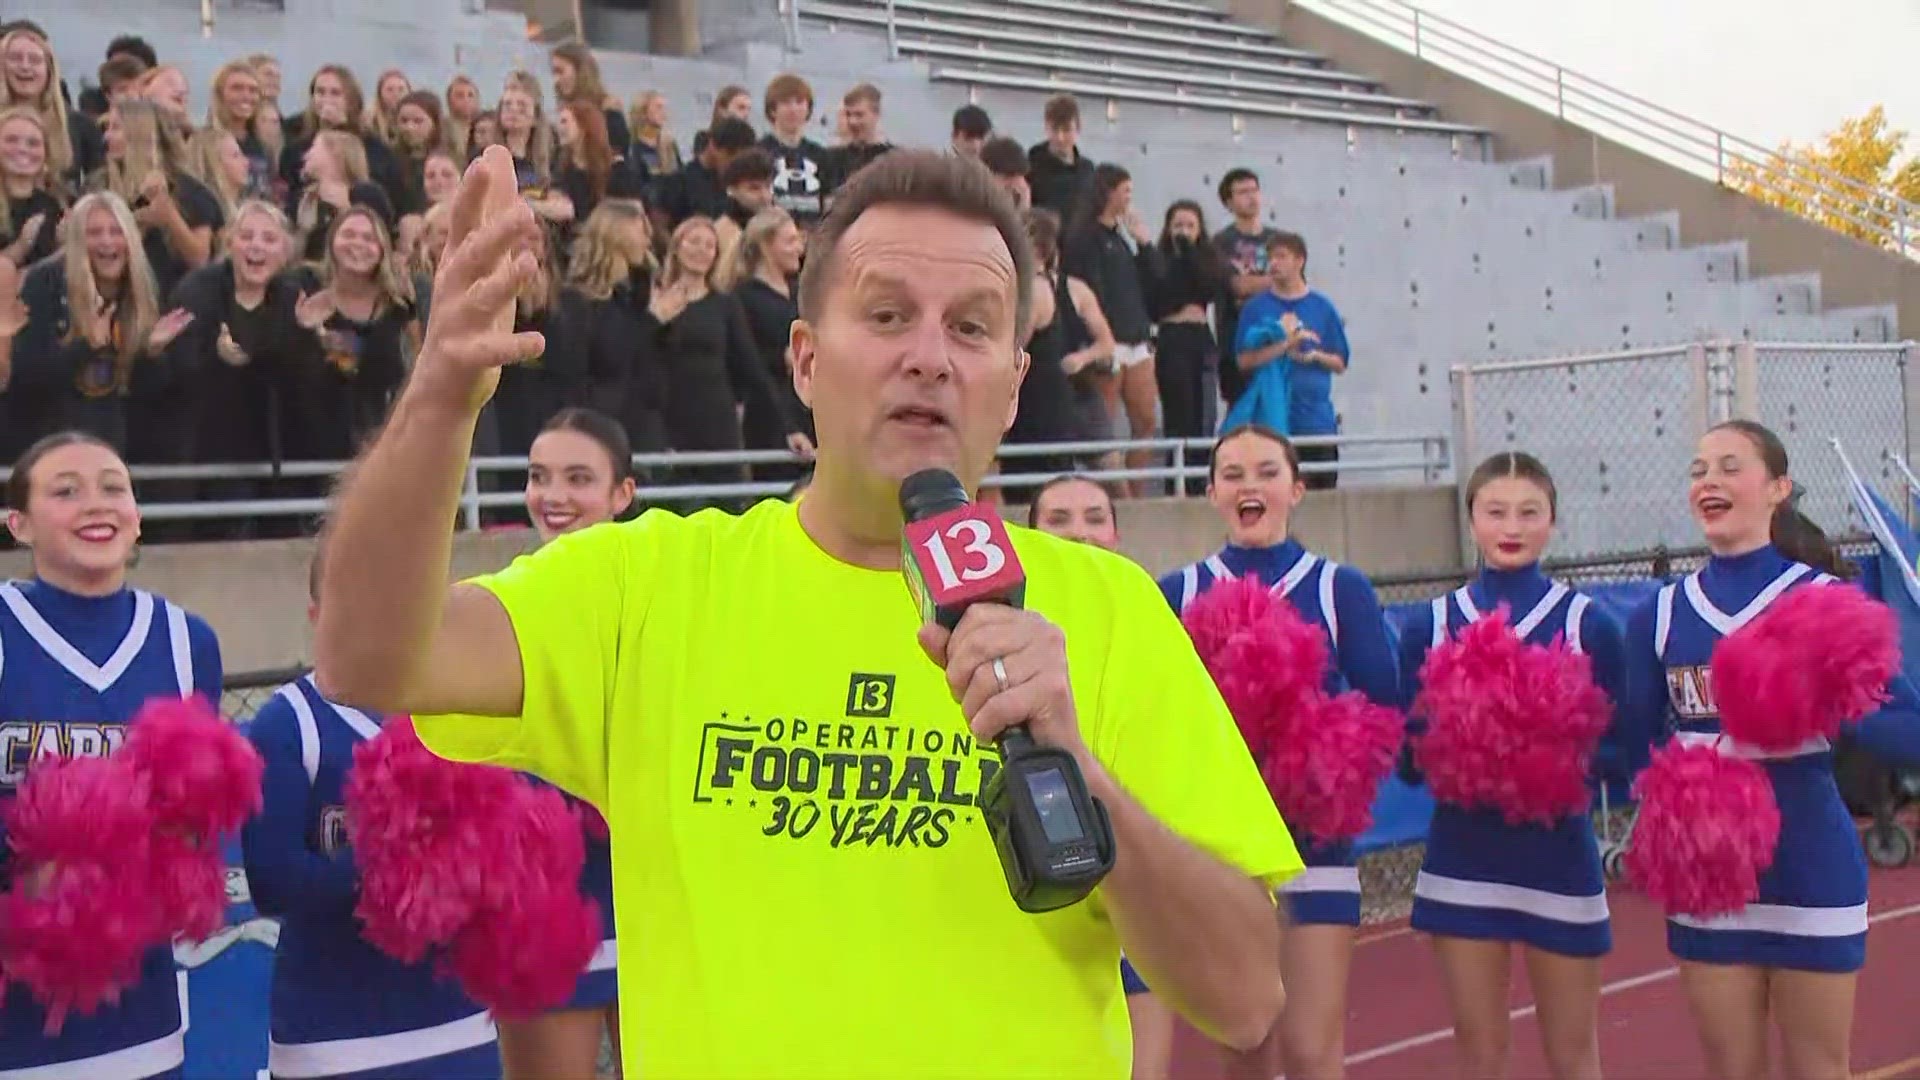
xmin=978 ymin=137 xmax=1028 ymax=179
xmin=798 ymin=150 xmax=1036 ymax=340
xmin=1042 ymin=94 xmax=1079 ymax=129
xmin=722 ymin=148 xmax=776 ymax=187
xmin=1217 ymin=167 xmax=1259 ymax=206
xmin=106 ymin=35 xmax=158 ymax=68
xmin=951 ymin=104 xmax=991 ymax=139
xmin=707 ymin=117 xmax=756 ymax=154
xmin=99 ymin=55 xmax=148 ymax=93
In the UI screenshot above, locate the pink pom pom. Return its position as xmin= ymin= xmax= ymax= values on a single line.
xmin=1262 ymin=690 xmax=1402 ymax=841
xmin=123 ymin=695 xmax=265 ymax=841
xmin=1413 ymin=613 xmax=1613 ymax=826
xmin=346 ymin=718 xmax=515 ymax=962
xmin=1181 ymin=576 xmax=1328 ymax=760
xmin=1625 ymin=742 xmax=1781 ymax=918
xmin=579 ymin=804 xmax=610 ymax=842
xmin=1713 ymin=583 xmax=1898 ymax=752
xmin=0 ymin=863 xmax=156 ymax=1034
xmin=144 ymin=835 xmax=229 ymax=944
xmin=347 ymin=717 xmax=599 ymax=1015
xmin=0 ymin=755 xmax=163 ymax=1033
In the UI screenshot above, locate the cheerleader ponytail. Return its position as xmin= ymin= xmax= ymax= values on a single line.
xmin=1712 ymin=419 xmax=1853 ymax=580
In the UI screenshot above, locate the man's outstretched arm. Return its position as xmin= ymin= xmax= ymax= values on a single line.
xmin=314 ymin=146 xmax=548 ymax=717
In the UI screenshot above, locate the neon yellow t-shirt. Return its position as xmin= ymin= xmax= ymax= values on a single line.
xmin=417 ymin=498 xmax=1300 ymax=1079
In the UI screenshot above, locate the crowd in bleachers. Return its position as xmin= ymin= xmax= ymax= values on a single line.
xmin=0 ymin=20 xmax=1355 ymax=535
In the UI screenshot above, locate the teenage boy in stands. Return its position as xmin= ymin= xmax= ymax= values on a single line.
xmin=1236 ymin=232 xmax=1350 ymax=490
xmin=1214 ymin=168 xmax=1282 ymax=413
xmin=653 ymin=116 xmax=755 ymax=233
xmin=714 ymin=148 xmax=777 ymax=268
xmin=759 ymin=72 xmax=829 ymax=228
xmin=950 ymin=104 xmax=992 ymax=158
xmin=824 ymin=83 xmax=893 ymax=204
xmin=1027 ymin=94 xmax=1094 ymax=219
xmin=979 ymin=136 xmax=1031 ymax=210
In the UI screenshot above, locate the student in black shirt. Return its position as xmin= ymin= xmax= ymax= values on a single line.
xmin=715 ymin=204 xmax=812 ymax=477
xmin=823 ymin=83 xmax=892 ymax=205
xmin=291 ymin=129 xmax=393 ymax=264
xmin=653 ymin=116 xmax=753 ymax=234
xmin=553 ymin=100 xmax=643 ymax=234
xmin=1027 ymin=93 xmax=1094 ymax=222
xmin=159 ymin=199 xmax=300 ymax=535
xmin=950 ymin=104 xmax=991 ymax=159
xmin=0 ymin=108 xmax=63 ymax=270
xmin=99 ymin=99 xmax=222 ymax=305
xmin=550 ymin=43 xmax=632 ymax=157
xmin=758 ymin=72 xmax=828 ymax=227
xmin=204 ymin=59 xmax=278 ymax=200
xmin=627 ymin=91 xmax=682 ymax=178
xmin=279 ymin=65 xmax=403 ymax=215
xmin=6 ymin=191 xmax=183 ymax=456
xmin=387 ymin=91 xmax=446 ymax=217
xmin=1152 ymin=200 xmax=1227 ymax=493
xmin=491 ymin=221 xmax=583 ymax=460
xmin=0 ymin=28 xmax=105 ymax=185
xmin=1066 ymin=163 xmax=1160 ymax=493
xmin=713 ymin=148 xmax=776 ymax=270
xmin=559 ymin=199 xmax=662 ymax=447
xmin=1212 ymin=167 xmax=1281 ymax=411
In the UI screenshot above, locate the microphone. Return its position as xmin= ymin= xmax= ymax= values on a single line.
xmin=899 ymin=469 xmax=1115 ymax=913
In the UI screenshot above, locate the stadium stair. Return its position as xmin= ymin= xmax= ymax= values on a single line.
xmin=790 ymin=0 xmax=1898 ymax=469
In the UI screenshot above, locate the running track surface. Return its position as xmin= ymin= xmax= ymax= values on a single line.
xmin=1169 ymin=866 xmax=1920 ymax=1079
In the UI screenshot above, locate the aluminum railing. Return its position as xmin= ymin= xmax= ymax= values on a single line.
xmin=1291 ymin=0 xmax=1920 ymax=257
xmin=0 ymin=432 xmax=1450 ymax=528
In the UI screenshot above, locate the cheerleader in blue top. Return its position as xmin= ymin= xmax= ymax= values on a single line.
xmin=1157 ymin=424 xmax=1399 ymax=1080
xmin=0 ymin=431 xmax=223 ymax=1080
xmin=240 ymin=547 xmax=501 ymax=1080
xmin=1622 ymin=420 xmax=1920 ymax=1080
xmin=495 ymin=407 xmax=635 ymax=1080
xmin=1397 ymin=452 xmax=1622 ymax=1080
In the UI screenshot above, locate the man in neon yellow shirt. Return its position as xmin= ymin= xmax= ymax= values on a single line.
xmin=315 ymin=145 xmax=1302 ymax=1079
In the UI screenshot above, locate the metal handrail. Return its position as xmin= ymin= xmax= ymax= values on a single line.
xmin=0 ymin=433 xmax=1450 ymax=525
xmin=1292 ymin=0 xmax=1920 ymax=255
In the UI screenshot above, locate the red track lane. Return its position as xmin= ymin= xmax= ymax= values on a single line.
xmin=1169 ymin=868 xmax=1920 ymax=1079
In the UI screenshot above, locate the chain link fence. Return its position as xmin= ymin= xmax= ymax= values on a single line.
xmin=1452 ymin=344 xmax=1714 ymax=562
xmin=1455 ymin=340 xmax=1913 ymax=564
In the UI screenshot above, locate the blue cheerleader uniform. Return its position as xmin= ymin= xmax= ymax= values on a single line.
xmin=0 ymin=579 xmax=221 ymax=1080
xmin=1623 ymin=547 xmax=1920 ymax=973
xmin=1398 ymin=566 xmax=1625 ymax=958
xmin=1160 ymin=540 xmax=1401 ymax=927
xmin=563 ymin=796 xmax=618 ymax=1010
xmin=242 ymin=675 xmax=501 ymax=1079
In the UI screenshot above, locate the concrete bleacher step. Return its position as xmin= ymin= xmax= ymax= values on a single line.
xmin=1821 ymin=305 xmax=1901 ymax=342
xmin=1102 ymin=0 xmax=1238 ymax=19
xmin=805 ymin=0 xmax=1323 ymax=65
xmin=928 ymin=66 xmax=1482 ymax=133
xmin=1621 ymin=211 xmax=1680 ymax=251
xmin=894 ymin=38 xmax=1437 ymax=118
xmin=987 ymin=0 xmax=1279 ymax=44
xmin=1743 ymin=273 xmax=1823 ymax=318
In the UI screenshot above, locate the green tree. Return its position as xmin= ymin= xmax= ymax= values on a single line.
xmin=1727 ymin=105 xmax=1920 ymax=251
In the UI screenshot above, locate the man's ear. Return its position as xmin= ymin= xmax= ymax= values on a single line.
xmin=1002 ymin=348 xmax=1029 ymax=435
xmin=790 ymin=320 xmax=816 ymax=409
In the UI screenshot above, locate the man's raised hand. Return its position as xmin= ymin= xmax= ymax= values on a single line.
xmin=415 ymin=145 xmax=547 ymax=413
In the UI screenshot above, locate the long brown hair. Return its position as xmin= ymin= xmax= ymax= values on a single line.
xmin=1708 ymin=419 xmax=1853 ymax=579
xmin=561 ymin=100 xmax=613 ymax=200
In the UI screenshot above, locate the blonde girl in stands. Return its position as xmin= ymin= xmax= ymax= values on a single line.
xmin=365 ymin=70 xmax=413 ymax=149
xmin=98 ymin=99 xmax=222 ymax=298
xmin=444 ymin=75 xmax=482 ymax=161
xmin=181 ymin=126 xmax=251 ymax=225
xmin=205 ymin=59 xmax=278 ymax=197
xmin=0 ymin=27 xmax=99 ymax=182
xmin=0 ymin=107 xmax=63 ymax=270
xmin=135 ymin=64 xmax=193 ymax=136
xmin=627 ymin=90 xmax=682 ymax=177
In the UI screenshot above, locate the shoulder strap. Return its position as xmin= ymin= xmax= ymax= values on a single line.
xmin=1318 ymin=560 xmax=1340 ymax=650
xmin=1430 ymin=596 xmax=1447 ymax=649
xmin=1179 ymin=563 xmax=1199 ymax=613
xmin=278 ymin=683 xmax=321 ymax=786
xmin=1566 ymin=593 xmax=1590 ymax=655
xmin=1654 ymin=582 xmax=1678 ymax=662
xmin=162 ymin=599 xmax=192 ymax=697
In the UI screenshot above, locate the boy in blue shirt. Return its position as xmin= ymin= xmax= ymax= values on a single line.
xmin=1231 ymin=232 xmax=1350 ymax=488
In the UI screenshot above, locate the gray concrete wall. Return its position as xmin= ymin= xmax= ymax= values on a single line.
xmin=1230 ymin=0 xmax=1920 ymax=338
xmin=0 ymin=486 xmax=1464 ymax=677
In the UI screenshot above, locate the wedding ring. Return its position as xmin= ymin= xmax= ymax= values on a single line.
xmin=991 ymin=656 xmax=1010 ymax=694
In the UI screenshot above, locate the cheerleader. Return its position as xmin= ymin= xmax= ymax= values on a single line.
xmin=496 ymin=406 xmax=635 ymax=1080
xmin=1623 ymin=420 xmax=1920 ymax=1080
xmin=1157 ymin=422 xmax=1399 ymax=1080
xmin=1397 ymin=452 xmax=1623 ymax=1080
xmin=239 ymin=550 xmax=500 ymax=1080
xmin=0 ymin=429 xmax=222 ymax=1079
